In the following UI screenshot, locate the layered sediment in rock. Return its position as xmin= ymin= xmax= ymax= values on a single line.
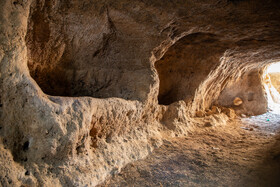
xmin=1 ymin=0 xmax=280 ymax=186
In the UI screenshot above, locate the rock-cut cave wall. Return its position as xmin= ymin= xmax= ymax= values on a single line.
xmin=217 ymin=70 xmax=268 ymax=116
xmin=25 ymin=0 xmax=160 ymax=101
xmin=1 ymin=0 xmax=280 ymax=186
xmin=155 ymin=32 xmax=229 ymax=105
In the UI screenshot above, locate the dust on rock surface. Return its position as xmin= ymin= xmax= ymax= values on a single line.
xmin=99 ymin=119 xmax=280 ymax=187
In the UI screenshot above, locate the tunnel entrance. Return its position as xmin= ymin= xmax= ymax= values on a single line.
xmin=242 ymin=62 xmax=280 ymax=133
xmin=264 ymin=62 xmax=280 ymax=113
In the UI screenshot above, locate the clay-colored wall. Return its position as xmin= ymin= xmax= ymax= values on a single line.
xmin=217 ymin=70 xmax=267 ymax=116
xmin=1 ymin=0 xmax=280 ymax=186
xmin=155 ymin=33 xmax=229 ymax=105
xmin=269 ymin=72 xmax=280 ymax=93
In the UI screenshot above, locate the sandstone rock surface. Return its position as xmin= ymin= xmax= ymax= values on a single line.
xmin=269 ymin=72 xmax=280 ymax=93
xmin=1 ymin=0 xmax=280 ymax=186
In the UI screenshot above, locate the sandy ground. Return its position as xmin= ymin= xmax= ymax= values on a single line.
xmin=99 ymin=113 xmax=280 ymax=187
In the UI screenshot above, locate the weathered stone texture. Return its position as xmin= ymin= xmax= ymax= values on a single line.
xmin=1 ymin=0 xmax=280 ymax=186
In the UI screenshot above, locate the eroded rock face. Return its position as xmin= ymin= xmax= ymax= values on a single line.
xmin=269 ymin=72 xmax=280 ymax=93
xmin=156 ymin=32 xmax=228 ymax=105
xmin=1 ymin=0 xmax=280 ymax=186
xmin=25 ymin=0 xmax=162 ymax=100
xmin=217 ymin=70 xmax=268 ymax=116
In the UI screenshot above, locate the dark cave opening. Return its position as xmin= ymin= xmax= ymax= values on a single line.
xmin=155 ymin=32 xmax=228 ymax=105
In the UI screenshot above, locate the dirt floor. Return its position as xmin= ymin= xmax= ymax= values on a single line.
xmin=99 ymin=112 xmax=280 ymax=187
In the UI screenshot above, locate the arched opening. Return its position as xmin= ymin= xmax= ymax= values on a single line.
xmin=25 ymin=6 xmax=118 ymax=98
xmin=155 ymin=32 xmax=229 ymax=105
xmin=25 ymin=2 xmax=152 ymax=101
xmin=26 ymin=5 xmax=116 ymax=97
xmin=239 ymin=62 xmax=280 ymax=134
